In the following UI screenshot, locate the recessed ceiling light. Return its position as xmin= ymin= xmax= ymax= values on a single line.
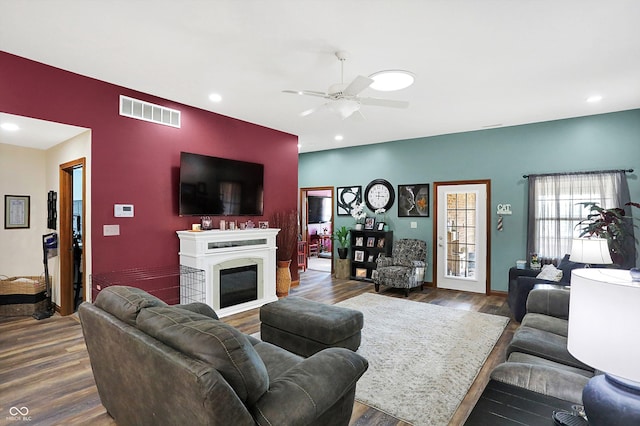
xmin=368 ymin=70 xmax=415 ymax=91
xmin=1 ymin=122 xmax=19 ymax=131
xmin=334 ymin=134 xmax=344 ymax=141
xmin=208 ymin=93 xmax=222 ymax=102
xmin=586 ymin=95 xmax=603 ymax=103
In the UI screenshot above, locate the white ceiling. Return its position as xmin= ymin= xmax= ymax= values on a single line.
xmin=1 ymin=0 xmax=639 ymax=152
xmin=0 ymin=113 xmax=88 ymax=150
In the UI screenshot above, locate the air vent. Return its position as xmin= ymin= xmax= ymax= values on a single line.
xmin=119 ymin=95 xmax=181 ymax=128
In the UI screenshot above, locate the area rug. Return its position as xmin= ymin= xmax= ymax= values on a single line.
xmin=336 ymin=293 xmax=509 ymax=426
xmin=306 ymin=256 xmax=331 ymax=272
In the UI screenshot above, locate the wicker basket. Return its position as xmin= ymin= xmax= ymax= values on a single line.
xmin=0 ymin=276 xmax=48 ymax=316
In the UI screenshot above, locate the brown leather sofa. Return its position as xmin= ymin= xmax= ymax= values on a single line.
xmin=78 ymin=286 xmax=368 ymax=426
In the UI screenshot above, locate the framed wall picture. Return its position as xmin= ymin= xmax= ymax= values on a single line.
xmin=355 ymin=268 xmax=367 ymax=278
xmin=354 ymin=250 xmax=365 ymax=262
xmin=398 ymin=184 xmax=430 ymax=217
xmin=366 ymin=236 xmax=375 ymax=247
xmin=364 ymin=217 xmax=375 ymax=230
xmin=4 ymin=195 xmax=30 ymax=229
xmin=336 ymin=186 xmax=362 ymax=216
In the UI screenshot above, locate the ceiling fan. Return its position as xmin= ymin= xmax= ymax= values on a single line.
xmin=283 ymin=51 xmax=410 ymax=120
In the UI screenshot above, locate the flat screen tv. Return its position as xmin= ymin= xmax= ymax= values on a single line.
xmin=308 ymin=196 xmax=331 ymax=224
xmin=179 ymin=152 xmax=264 ymax=216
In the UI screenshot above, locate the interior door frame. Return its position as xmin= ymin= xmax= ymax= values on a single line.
xmin=432 ymin=179 xmax=491 ymax=294
xmin=299 ymin=186 xmax=334 ymax=274
xmin=59 ymin=157 xmax=86 ymax=315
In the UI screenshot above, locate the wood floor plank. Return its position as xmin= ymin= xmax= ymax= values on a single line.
xmin=0 ymin=269 xmax=513 ymax=425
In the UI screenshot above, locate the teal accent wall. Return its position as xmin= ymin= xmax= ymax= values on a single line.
xmin=299 ymin=109 xmax=640 ymax=291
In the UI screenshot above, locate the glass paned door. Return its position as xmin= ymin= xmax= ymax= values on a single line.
xmin=436 ymin=182 xmax=488 ymax=294
xmin=446 ymin=191 xmax=477 ymax=278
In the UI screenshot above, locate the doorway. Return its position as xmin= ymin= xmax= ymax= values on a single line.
xmin=299 ymin=187 xmax=334 ymax=274
xmin=59 ymin=158 xmax=86 ymax=315
xmin=433 ymin=180 xmax=490 ymax=294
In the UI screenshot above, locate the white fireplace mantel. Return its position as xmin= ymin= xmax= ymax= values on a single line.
xmin=177 ymin=228 xmax=279 ymax=317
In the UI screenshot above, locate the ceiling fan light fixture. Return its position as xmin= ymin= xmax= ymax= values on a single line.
xmin=369 ymin=70 xmax=415 ymax=91
xmin=329 ymin=99 xmax=361 ymax=119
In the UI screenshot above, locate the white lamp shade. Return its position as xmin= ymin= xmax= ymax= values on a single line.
xmin=568 ymin=269 xmax=640 ymax=382
xmin=569 ymin=238 xmax=613 ymax=265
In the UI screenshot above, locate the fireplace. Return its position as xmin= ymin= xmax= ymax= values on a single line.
xmin=177 ymin=228 xmax=279 ymax=317
xmin=216 ymin=258 xmax=261 ymax=308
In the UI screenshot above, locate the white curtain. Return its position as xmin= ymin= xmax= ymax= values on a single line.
xmin=526 ymin=171 xmax=631 ymax=264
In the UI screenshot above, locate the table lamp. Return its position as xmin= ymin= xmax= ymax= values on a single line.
xmin=569 ymin=237 xmax=613 ymax=267
xmin=567 ymin=268 xmax=640 ymax=425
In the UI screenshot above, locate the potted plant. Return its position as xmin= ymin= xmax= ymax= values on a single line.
xmin=271 ymin=210 xmax=298 ymax=296
xmin=576 ymin=201 xmax=639 ymax=267
xmin=332 ymin=226 xmax=351 ymax=259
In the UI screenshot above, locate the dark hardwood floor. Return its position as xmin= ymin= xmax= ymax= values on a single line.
xmin=0 ymin=269 xmax=515 ymax=425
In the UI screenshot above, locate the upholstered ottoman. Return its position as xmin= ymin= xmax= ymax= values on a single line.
xmin=260 ymin=297 xmax=363 ymax=357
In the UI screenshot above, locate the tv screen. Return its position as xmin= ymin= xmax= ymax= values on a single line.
xmin=179 ymin=152 xmax=264 ymax=216
xmin=308 ymin=196 xmax=331 ymax=224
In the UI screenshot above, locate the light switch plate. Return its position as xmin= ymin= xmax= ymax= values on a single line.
xmin=103 ymin=224 xmax=120 ymax=236
xmin=411 ymin=221 xmax=418 ymax=229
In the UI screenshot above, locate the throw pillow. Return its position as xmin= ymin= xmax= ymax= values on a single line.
xmin=536 ymin=264 xmax=563 ymax=282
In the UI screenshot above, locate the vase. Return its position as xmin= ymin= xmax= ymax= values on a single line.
xmin=337 ymin=248 xmax=348 ymax=259
xmin=355 ymin=223 xmax=363 ymax=231
xmin=276 ymin=260 xmax=292 ymax=297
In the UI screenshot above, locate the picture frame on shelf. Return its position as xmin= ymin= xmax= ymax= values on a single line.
xmin=4 ymin=195 xmax=30 ymax=229
xmin=364 ymin=217 xmax=375 ymax=230
xmin=336 ymin=186 xmax=362 ymax=216
xmin=355 ymin=236 xmax=364 ymax=246
xmin=366 ymin=237 xmax=375 ymax=247
xmin=398 ymin=184 xmax=430 ymax=217
xmin=354 ymin=250 xmax=365 ymax=262
xmin=258 ymin=221 xmax=269 ymax=229
xmin=201 ymin=216 xmax=213 ymax=230
xmin=376 ymin=222 xmax=385 ymax=231
xmin=367 ymin=254 xmax=374 ymax=263
xmin=377 ymin=237 xmax=386 ymax=248
xmin=355 ymin=268 xmax=367 ymax=278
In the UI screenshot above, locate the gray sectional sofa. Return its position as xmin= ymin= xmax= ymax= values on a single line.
xmin=78 ymin=286 xmax=368 ymax=426
xmin=491 ymin=286 xmax=595 ymax=404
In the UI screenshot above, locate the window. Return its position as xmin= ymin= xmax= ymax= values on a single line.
xmin=527 ymin=171 xmax=628 ymax=263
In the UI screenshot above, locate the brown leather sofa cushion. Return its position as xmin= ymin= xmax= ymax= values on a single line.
xmin=137 ymin=306 xmax=269 ymax=405
xmin=94 ymin=285 xmax=167 ymax=326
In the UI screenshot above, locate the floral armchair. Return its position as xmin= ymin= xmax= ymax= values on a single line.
xmin=373 ymin=239 xmax=427 ymax=296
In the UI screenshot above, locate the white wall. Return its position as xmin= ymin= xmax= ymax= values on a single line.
xmin=0 ymin=143 xmax=48 ymax=277
xmin=45 ymin=131 xmax=92 ymax=305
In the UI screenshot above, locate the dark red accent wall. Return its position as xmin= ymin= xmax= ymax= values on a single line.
xmin=0 ymin=51 xmax=299 ymax=277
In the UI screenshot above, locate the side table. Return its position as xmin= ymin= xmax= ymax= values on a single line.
xmin=335 ymin=259 xmax=350 ymax=279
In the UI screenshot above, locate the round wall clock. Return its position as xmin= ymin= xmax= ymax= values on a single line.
xmin=364 ymin=179 xmax=395 ymax=211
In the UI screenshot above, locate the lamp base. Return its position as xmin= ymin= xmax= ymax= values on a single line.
xmin=583 ymin=374 xmax=640 ymax=426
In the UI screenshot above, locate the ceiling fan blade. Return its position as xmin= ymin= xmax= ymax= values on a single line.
xmin=283 ymin=90 xmax=328 ymax=98
xmin=342 ymin=75 xmax=374 ymax=97
xmin=300 ymin=103 xmax=328 ymax=117
xmin=359 ymin=97 xmax=409 ymax=109
xmin=349 ymin=110 xmax=366 ymax=121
